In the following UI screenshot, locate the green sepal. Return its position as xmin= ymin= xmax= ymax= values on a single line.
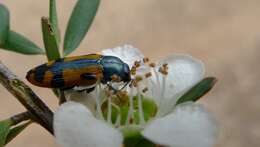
xmin=121 ymin=127 xmax=156 ymax=147
xmin=0 ymin=31 xmax=44 ymax=55
xmin=63 ymin=0 xmax=100 ymax=56
xmin=0 ymin=4 xmax=9 ymax=46
xmin=176 ymin=77 xmax=217 ymax=105
xmin=41 ymin=17 xmax=61 ymax=61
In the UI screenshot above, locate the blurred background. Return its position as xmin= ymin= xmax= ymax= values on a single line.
xmin=0 ymin=0 xmax=260 ymax=146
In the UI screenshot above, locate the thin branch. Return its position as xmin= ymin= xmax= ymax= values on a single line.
xmin=0 ymin=61 xmax=53 ymax=134
xmin=10 ymin=111 xmax=32 ymax=126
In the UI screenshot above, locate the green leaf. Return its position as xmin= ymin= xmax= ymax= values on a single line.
xmin=0 ymin=120 xmax=31 ymax=146
xmin=0 ymin=120 xmax=12 ymax=147
xmin=49 ymin=0 xmax=60 ymax=43
xmin=176 ymin=77 xmax=217 ymax=105
xmin=5 ymin=121 xmax=31 ymax=145
xmin=63 ymin=0 xmax=100 ymax=56
xmin=41 ymin=17 xmax=61 ymax=60
xmin=0 ymin=4 xmax=10 ymax=46
xmin=0 ymin=31 xmax=45 ymax=55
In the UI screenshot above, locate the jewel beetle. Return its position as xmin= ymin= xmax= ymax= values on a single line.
xmin=26 ymin=54 xmax=131 ymax=92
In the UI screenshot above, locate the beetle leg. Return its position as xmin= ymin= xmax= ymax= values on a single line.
xmin=58 ymin=90 xmax=66 ymax=105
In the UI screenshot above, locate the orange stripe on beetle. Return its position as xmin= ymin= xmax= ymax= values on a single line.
xmin=26 ymin=54 xmax=131 ymax=91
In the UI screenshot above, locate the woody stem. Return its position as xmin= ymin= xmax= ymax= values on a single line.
xmin=0 ymin=61 xmax=54 ymax=135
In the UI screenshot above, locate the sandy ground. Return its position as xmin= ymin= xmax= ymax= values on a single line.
xmin=0 ymin=0 xmax=260 ymax=146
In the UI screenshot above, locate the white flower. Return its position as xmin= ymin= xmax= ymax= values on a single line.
xmin=54 ymin=45 xmax=219 ymax=147
xmin=101 ymin=44 xmax=144 ymax=69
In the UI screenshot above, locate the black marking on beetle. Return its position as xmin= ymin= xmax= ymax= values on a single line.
xmin=60 ymin=86 xmax=74 ymax=91
xmin=55 ymin=58 xmax=64 ymax=63
xmin=81 ymin=73 xmax=97 ymax=80
xmin=51 ymin=73 xmax=65 ymax=88
xmin=26 ymin=70 xmax=33 ymax=80
xmin=34 ymin=64 xmax=49 ymax=83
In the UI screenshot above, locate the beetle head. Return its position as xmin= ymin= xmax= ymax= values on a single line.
xmin=100 ymin=56 xmax=131 ymax=84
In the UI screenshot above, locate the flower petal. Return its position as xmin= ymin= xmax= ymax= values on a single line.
xmin=148 ymin=54 xmax=205 ymax=115
xmin=101 ymin=44 xmax=144 ymax=68
xmin=142 ymin=102 xmax=219 ymax=147
xmin=54 ymin=102 xmax=123 ymax=147
xmin=162 ymin=54 xmax=205 ymax=96
xmin=64 ymin=90 xmax=96 ymax=114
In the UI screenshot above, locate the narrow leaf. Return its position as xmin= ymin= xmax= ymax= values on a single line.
xmin=176 ymin=77 xmax=217 ymax=105
xmin=0 ymin=120 xmax=11 ymax=147
xmin=1 ymin=31 xmax=44 ymax=55
xmin=63 ymin=0 xmax=100 ymax=56
xmin=0 ymin=4 xmax=10 ymax=45
xmin=5 ymin=121 xmax=31 ymax=145
xmin=41 ymin=17 xmax=61 ymax=61
xmin=49 ymin=0 xmax=60 ymax=43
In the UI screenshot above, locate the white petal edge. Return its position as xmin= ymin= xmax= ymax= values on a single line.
xmin=54 ymin=102 xmax=123 ymax=147
xmin=142 ymin=102 xmax=219 ymax=147
xmin=149 ymin=54 xmax=205 ymax=115
xmin=64 ymin=90 xmax=96 ymax=114
xmin=161 ymin=54 xmax=205 ymax=98
xmin=101 ymin=44 xmax=144 ymax=68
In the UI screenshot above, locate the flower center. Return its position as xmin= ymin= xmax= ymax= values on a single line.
xmin=93 ymin=58 xmax=169 ymax=129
